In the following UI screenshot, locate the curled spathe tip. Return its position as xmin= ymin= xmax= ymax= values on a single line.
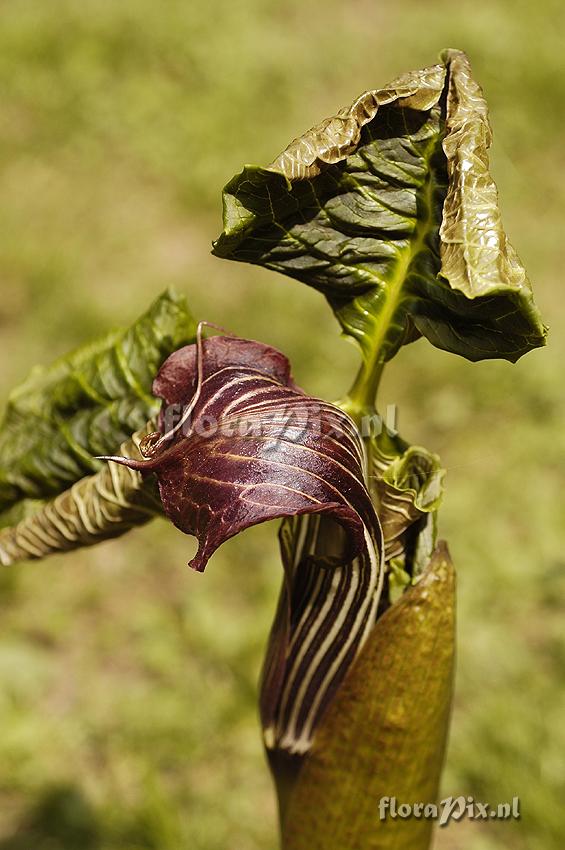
xmin=93 ymin=454 xmax=156 ymax=473
xmin=94 ymin=320 xmax=234 ymax=473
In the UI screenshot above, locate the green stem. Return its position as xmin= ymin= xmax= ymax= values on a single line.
xmin=342 ymin=159 xmax=438 ymax=417
xmin=346 ymin=356 xmax=385 ymax=418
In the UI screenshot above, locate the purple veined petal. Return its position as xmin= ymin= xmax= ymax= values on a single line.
xmin=101 ymin=329 xmax=381 ymax=575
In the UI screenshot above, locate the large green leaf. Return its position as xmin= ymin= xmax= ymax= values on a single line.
xmin=279 ymin=543 xmax=455 ymax=850
xmin=0 ymin=289 xmax=196 ymax=512
xmin=213 ymin=49 xmax=545 ymax=397
xmin=0 ymin=423 xmax=161 ymax=566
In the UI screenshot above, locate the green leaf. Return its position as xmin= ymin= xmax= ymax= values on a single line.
xmin=0 ymin=289 xmax=196 ymax=512
xmin=213 ymin=49 xmax=546 ymax=408
xmin=278 ymin=543 xmax=455 ymax=850
xmin=0 ymin=424 xmax=161 ymax=566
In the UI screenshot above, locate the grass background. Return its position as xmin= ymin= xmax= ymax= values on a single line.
xmin=0 ymin=1 xmax=563 ymax=848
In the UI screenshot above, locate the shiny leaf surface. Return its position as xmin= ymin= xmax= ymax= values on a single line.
xmin=213 ymin=50 xmax=545 ymax=378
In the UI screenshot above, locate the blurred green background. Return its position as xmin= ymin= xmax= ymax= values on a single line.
xmin=0 ymin=1 xmax=563 ymax=848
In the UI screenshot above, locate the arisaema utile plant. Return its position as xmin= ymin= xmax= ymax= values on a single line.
xmin=0 ymin=50 xmax=545 ymax=850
